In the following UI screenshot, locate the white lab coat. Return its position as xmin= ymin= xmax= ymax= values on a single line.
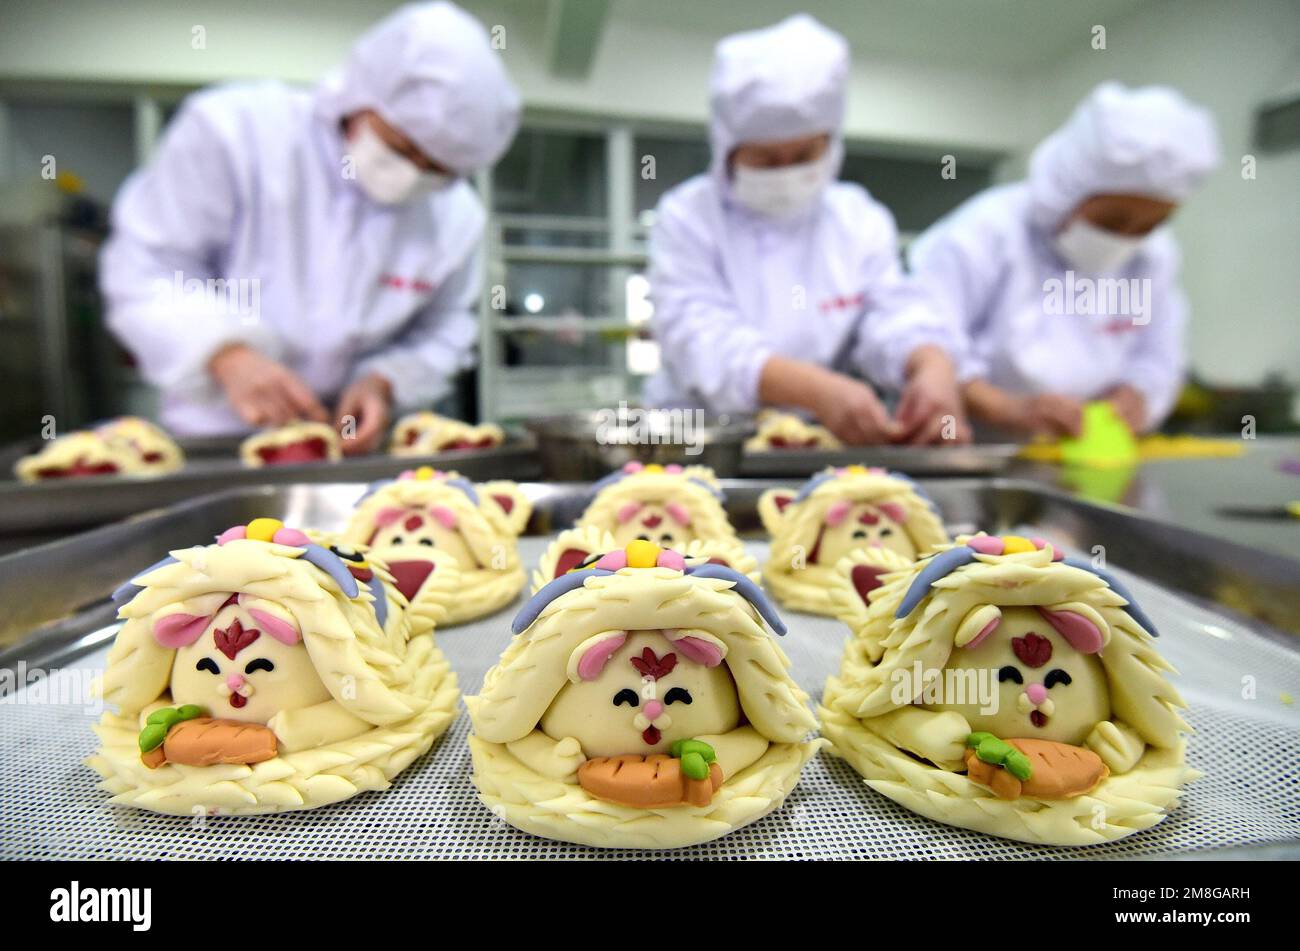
xmin=644 ymin=15 xmax=951 ymax=414
xmin=897 ymin=83 xmax=1219 ymax=431
xmin=902 ymin=183 xmax=1188 ymax=429
xmin=100 ymin=2 xmax=519 ymax=435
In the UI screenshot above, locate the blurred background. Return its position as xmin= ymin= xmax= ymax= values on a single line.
xmin=0 ymin=0 xmax=1296 ymax=439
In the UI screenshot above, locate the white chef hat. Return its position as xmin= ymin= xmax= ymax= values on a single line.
xmin=1029 ymin=81 xmax=1220 ymax=229
xmin=315 ymin=1 xmax=520 ymax=175
xmin=708 ymin=14 xmax=850 ymax=186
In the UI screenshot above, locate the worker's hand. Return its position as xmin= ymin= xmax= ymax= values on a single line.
xmin=1105 ymin=384 xmax=1147 ymax=434
xmin=894 ymin=345 xmax=971 ymax=445
xmin=209 ymin=344 xmax=329 ymax=428
xmin=809 ymin=370 xmax=900 ymax=446
xmin=1016 ymin=393 xmax=1085 ymax=438
xmin=335 ymin=373 xmax=393 ymax=456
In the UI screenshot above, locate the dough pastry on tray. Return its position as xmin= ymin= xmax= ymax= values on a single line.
xmin=89 ymin=517 xmax=458 ymax=815
xmin=468 ymin=539 xmax=820 ymax=849
xmin=345 ymin=466 xmax=531 ymax=625
xmin=759 ymin=465 xmax=949 ymax=616
xmin=820 ymin=533 xmax=1194 ymax=845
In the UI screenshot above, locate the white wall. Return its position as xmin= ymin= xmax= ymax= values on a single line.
xmin=0 ymin=0 xmax=1035 ymax=153
xmin=1019 ymin=0 xmax=1300 ymax=386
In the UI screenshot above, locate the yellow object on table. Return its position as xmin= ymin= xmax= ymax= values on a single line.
xmin=1018 ymin=403 xmax=1247 ymax=467
xmin=1058 ymin=401 xmax=1138 ymax=468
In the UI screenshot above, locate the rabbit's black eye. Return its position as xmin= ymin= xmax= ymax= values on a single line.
xmin=196 ymin=658 xmax=220 ymax=675
xmin=998 ymin=665 xmax=1023 ymax=684
xmin=613 ymin=689 xmax=639 ymax=707
xmin=664 ymin=687 xmax=693 ymax=705
xmin=390 ymin=535 xmax=403 ymax=545
xmin=418 ymin=538 xmax=434 ymax=547
xmin=852 ymin=530 xmax=867 ymax=539
xmin=245 ymin=658 xmax=275 ymax=674
xmin=880 ymin=527 xmax=893 ymax=537
xmin=1044 ymin=669 xmax=1073 ymax=689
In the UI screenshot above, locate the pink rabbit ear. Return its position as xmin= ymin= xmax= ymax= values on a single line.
xmin=429 ymin=505 xmax=458 ymax=530
xmin=665 ymin=501 xmax=691 ymax=526
xmin=616 ymin=502 xmax=643 ymax=524
xmin=1038 ymin=607 xmax=1104 ymax=654
xmin=825 ymin=499 xmax=852 ymax=526
xmin=271 ymin=527 xmax=310 ymax=547
xmin=577 ymin=632 xmax=628 ymax=681
xmin=878 ymin=501 xmax=906 ymax=524
xmin=672 ymin=635 xmax=723 ymax=668
xmin=247 ymin=608 xmax=301 ymax=645
xmin=216 ymin=526 xmax=247 ymax=545
xmin=153 ymin=612 xmax=211 ymax=648
xmin=374 ymin=506 xmax=406 ymax=528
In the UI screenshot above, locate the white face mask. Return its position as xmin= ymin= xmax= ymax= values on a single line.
xmin=348 ymin=123 xmax=452 ymax=206
xmin=1052 ymin=217 xmax=1146 ymax=274
xmin=731 ymin=153 xmax=833 ymax=219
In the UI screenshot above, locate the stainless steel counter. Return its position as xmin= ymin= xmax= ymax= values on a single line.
xmin=1011 ymin=436 xmax=1300 ymax=563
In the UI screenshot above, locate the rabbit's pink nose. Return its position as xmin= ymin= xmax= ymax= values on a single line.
xmin=226 ymin=673 xmax=247 ymax=691
xmin=643 ymin=700 xmax=664 ymax=720
xmin=1026 ymin=683 xmax=1048 ymax=705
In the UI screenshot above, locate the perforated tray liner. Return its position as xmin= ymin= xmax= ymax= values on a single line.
xmin=2 ymin=536 xmax=1297 ymax=859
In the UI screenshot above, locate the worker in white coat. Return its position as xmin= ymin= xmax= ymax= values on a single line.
xmin=899 ymin=82 xmax=1219 ymax=437
xmin=644 ymin=14 xmax=967 ymax=445
xmin=100 ymin=2 xmax=519 ymax=452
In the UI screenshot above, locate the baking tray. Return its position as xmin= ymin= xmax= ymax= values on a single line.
xmin=1 ymin=479 xmax=1297 ymax=860
xmin=0 ymin=437 xmax=538 ymax=546
xmin=741 ymin=444 xmax=1019 ymax=477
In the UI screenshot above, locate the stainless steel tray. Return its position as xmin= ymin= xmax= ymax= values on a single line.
xmin=4 ymin=476 xmax=1300 ymax=659
xmin=741 ymin=444 xmax=1019 ymax=477
xmin=1 ymin=479 xmax=1297 ymax=860
xmin=0 ymin=439 xmax=538 ymax=545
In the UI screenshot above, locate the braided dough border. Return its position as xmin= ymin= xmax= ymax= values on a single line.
xmin=470 ymin=735 xmax=821 ymax=849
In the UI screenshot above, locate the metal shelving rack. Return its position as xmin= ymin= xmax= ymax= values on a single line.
xmin=475 ymin=124 xmax=651 ymax=423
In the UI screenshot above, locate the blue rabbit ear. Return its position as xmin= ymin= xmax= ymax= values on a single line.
xmin=685 ymin=563 xmax=786 ymax=636
xmin=895 ymin=547 xmax=978 ymax=619
xmin=687 ymin=476 xmax=724 ymax=500
xmin=445 ymin=477 xmax=479 ymax=505
xmin=1062 ymin=557 xmax=1159 ymax=637
xmin=512 ymin=568 xmax=614 ymax=635
xmin=793 ymin=471 xmax=836 ymax=504
xmin=366 ymin=573 xmax=389 ymax=628
xmin=112 ymin=555 xmax=179 ymax=605
xmin=586 ymin=467 xmax=632 ymax=501
xmin=299 ymin=543 xmax=360 ymax=599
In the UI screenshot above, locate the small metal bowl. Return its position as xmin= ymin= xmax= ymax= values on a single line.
xmin=526 ymin=409 xmax=754 ymax=480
